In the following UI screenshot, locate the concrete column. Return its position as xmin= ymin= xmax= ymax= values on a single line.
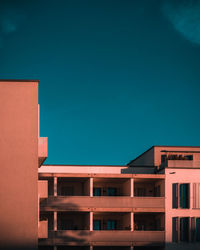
xmin=54 ymin=211 xmax=57 ymax=231
xmin=131 ymin=178 xmax=134 ymax=197
xmin=90 ymin=211 xmax=93 ymax=231
xmin=90 ymin=177 xmax=93 ymax=197
xmin=131 ymin=212 xmax=134 ymax=231
xmin=54 ymin=177 xmax=57 ymax=196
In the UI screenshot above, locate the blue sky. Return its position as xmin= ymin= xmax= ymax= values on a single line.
xmin=1 ymin=0 xmax=200 ymax=165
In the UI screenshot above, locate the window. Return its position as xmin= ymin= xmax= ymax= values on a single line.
xmin=93 ymin=220 xmax=101 ymax=230
xmin=107 ymin=187 xmax=117 ymax=196
xmin=172 ymin=217 xmax=178 ymax=242
xmin=172 ymin=183 xmax=189 ymax=209
xmin=107 ymin=220 xmax=117 ymax=230
xmin=93 ymin=188 xmax=101 ymax=196
xmin=196 ymin=218 xmax=200 ymax=241
xmin=180 ymin=217 xmax=189 ymax=242
xmin=180 ymin=184 xmax=189 ymax=208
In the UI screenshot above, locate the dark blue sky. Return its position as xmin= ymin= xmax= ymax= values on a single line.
xmin=1 ymin=0 xmax=200 ymax=165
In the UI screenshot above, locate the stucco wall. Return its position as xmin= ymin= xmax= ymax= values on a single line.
xmin=0 ymin=81 xmax=38 ymax=248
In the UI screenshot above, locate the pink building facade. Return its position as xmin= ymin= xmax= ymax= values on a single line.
xmin=38 ymin=146 xmax=200 ymax=250
xmin=0 ymin=81 xmax=200 ymax=250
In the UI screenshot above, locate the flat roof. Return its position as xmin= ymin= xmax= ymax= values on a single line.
xmin=0 ymin=79 xmax=39 ymax=82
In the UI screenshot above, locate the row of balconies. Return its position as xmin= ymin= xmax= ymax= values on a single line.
xmin=39 ymin=211 xmax=165 ymax=245
xmin=38 ymin=176 xmax=165 ymax=198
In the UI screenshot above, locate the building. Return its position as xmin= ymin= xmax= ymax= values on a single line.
xmin=0 ymin=81 xmax=200 ymax=250
xmin=38 ymin=149 xmax=200 ymax=250
xmin=0 ymin=80 xmax=47 ymax=249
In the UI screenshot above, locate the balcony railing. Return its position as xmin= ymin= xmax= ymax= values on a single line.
xmin=38 ymin=220 xmax=48 ymax=238
xmin=40 ymin=196 xmax=165 ymax=212
xmin=44 ymin=230 xmax=165 ymax=245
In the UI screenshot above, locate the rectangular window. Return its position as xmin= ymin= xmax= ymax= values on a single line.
xmin=196 ymin=218 xmax=200 ymax=241
xmin=93 ymin=188 xmax=101 ymax=196
xmin=172 ymin=183 xmax=178 ymax=208
xmin=172 ymin=217 xmax=178 ymax=242
xmin=107 ymin=220 xmax=117 ymax=230
xmin=107 ymin=187 xmax=117 ymax=196
xmin=180 ymin=217 xmax=189 ymax=242
xmin=93 ymin=220 xmax=101 ymax=230
xmin=179 ymin=184 xmax=189 ymax=208
xmin=172 ymin=183 xmax=189 ymax=209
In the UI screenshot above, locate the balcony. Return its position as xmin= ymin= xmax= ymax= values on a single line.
xmin=165 ymin=160 xmax=194 ymax=168
xmin=38 ymin=137 xmax=48 ymax=166
xmin=45 ymin=230 xmax=165 ymax=245
xmin=40 ymin=196 xmax=165 ymax=212
xmin=38 ymin=220 xmax=48 ymax=238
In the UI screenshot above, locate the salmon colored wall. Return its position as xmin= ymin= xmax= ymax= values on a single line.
xmin=39 ymin=165 xmax=128 ymax=174
xmin=0 ymin=81 xmax=38 ymax=248
xmin=165 ymin=168 xmax=200 ymax=243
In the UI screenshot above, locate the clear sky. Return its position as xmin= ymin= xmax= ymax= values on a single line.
xmin=1 ymin=0 xmax=200 ymax=165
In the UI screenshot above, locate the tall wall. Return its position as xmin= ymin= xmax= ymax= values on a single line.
xmin=165 ymin=168 xmax=200 ymax=243
xmin=0 ymin=81 xmax=38 ymax=249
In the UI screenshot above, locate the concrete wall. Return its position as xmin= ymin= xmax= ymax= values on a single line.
xmin=128 ymin=147 xmax=154 ymax=167
xmin=165 ymin=168 xmax=200 ymax=243
xmin=0 ymin=81 xmax=38 ymax=249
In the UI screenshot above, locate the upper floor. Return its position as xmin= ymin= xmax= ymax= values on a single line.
xmin=128 ymin=146 xmax=200 ymax=169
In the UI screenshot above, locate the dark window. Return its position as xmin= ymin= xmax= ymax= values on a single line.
xmin=107 ymin=220 xmax=117 ymax=230
xmin=185 ymin=155 xmax=193 ymax=160
xmin=135 ymin=188 xmax=146 ymax=197
xmin=154 ymin=185 xmax=161 ymax=197
xmin=179 ymin=184 xmax=189 ymax=208
xmin=196 ymin=218 xmax=200 ymax=241
xmin=180 ymin=217 xmax=189 ymax=242
xmin=93 ymin=188 xmax=101 ymax=196
xmin=161 ymin=155 xmax=167 ymax=163
xmin=107 ymin=187 xmax=117 ymax=196
xmin=172 ymin=183 xmax=189 ymax=209
xmin=172 ymin=183 xmax=178 ymax=208
xmin=93 ymin=220 xmax=101 ymax=230
xmin=61 ymin=186 xmax=74 ymax=196
xmin=172 ymin=217 xmax=178 ymax=242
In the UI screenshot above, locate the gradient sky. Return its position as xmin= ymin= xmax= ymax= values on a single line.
xmin=1 ymin=0 xmax=200 ymax=165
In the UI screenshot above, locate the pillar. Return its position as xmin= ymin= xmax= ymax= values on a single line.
xmin=54 ymin=211 xmax=57 ymax=231
xmin=54 ymin=177 xmax=57 ymax=196
xmin=131 ymin=212 xmax=134 ymax=231
xmin=90 ymin=211 xmax=93 ymax=231
xmin=90 ymin=245 xmax=93 ymax=250
xmin=90 ymin=177 xmax=93 ymax=197
xmin=131 ymin=178 xmax=134 ymax=197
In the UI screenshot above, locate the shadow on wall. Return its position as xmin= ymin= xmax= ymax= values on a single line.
xmin=39 ymin=200 xmax=91 ymax=246
xmin=121 ymin=166 xmax=156 ymax=174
